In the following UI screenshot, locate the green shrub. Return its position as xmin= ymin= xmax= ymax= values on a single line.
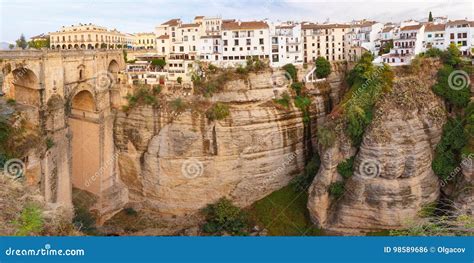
xmin=328 ymin=182 xmax=345 ymax=198
xmin=462 ymin=102 xmax=474 ymax=155
xmin=291 ymin=82 xmax=303 ymax=96
xmin=202 ymin=198 xmax=249 ymax=235
xmin=206 ymin=102 xmax=230 ymax=121
xmin=337 ymin=156 xmax=355 ymax=179
xmin=441 ymin=43 xmax=462 ymax=67
xmin=151 ymin=58 xmax=166 ymax=69
xmin=424 ymin=47 xmax=444 ymax=58
xmin=177 ymin=77 xmax=182 ymax=84
xmin=46 ymin=137 xmax=55 ymax=150
xmin=432 ymin=65 xmax=470 ymax=109
xmin=317 ymin=126 xmax=336 ymax=148
xmin=13 ymin=203 xmax=44 ymax=236
xmin=125 ymin=86 xmax=158 ymax=109
xmin=170 ymin=97 xmax=187 ymax=113
xmin=294 ymin=95 xmax=311 ymax=123
xmin=274 ymin=92 xmax=291 ymax=109
xmin=315 ymin=56 xmax=331 ymax=78
xmin=208 ymin=64 xmax=218 ymax=73
xmin=6 ymin=98 xmax=16 ymax=105
xmin=292 ymin=153 xmax=321 ymax=192
xmin=152 ymin=85 xmax=162 ymax=94
xmin=432 ymin=117 xmax=467 ymax=180
xmin=282 ymin=63 xmax=297 ymax=81
xmin=343 ymin=55 xmax=393 ymax=146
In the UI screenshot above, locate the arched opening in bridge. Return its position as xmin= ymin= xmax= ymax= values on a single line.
xmin=69 ymin=89 xmax=101 ymax=197
xmin=4 ymin=67 xmax=41 ymax=107
xmin=107 ymin=60 xmax=120 ymax=107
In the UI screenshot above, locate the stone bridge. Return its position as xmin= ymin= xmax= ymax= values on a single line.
xmin=0 ymin=49 xmax=128 ymax=220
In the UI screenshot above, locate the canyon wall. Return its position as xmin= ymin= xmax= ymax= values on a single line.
xmin=308 ymin=63 xmax=448 ymax=234
xmin=113 ymin=69 xmax=345 ymax=220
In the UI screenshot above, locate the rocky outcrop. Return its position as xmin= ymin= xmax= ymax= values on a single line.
xmin=113 ymin=71 xmax=334 ymax=221
xmin=308 ymin=66 xmax=447 ymax=234
xmin=452 ymin=155 xmax=474 ymax=215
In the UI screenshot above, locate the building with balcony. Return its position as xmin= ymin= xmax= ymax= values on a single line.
xmin=423 ymin=23 xmax=446 ymax=50
xmin=302 ymin=23 xmax=350 ymax=63
xmin=445 ymin=20 xmax=474 ymax=56
xmin=49 ymin=23 xmax=128 ymax=50
xmin=221 ymin=20 xmax=271 ymax=66
xmin=378 ymin=24 xmax=425 ymax=65
xmin=269 ymin=21 xmax=303 ymax=67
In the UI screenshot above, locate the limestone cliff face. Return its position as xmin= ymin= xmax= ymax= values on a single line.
xmin=308 ymin=66 xmax=447 ymax=234
xmin=113 ymin=71 xmax=332 ymax=219
xmin=453 ymin=156 xmax=474 ymax=215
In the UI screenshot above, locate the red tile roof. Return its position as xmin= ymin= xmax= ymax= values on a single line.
xmin=157 ymin=35 xmax=170 ymax=40
xmin=425 ymin=23 xmax=445 ymax=32
xmin=222 ymin=21 xmax=269 ymax=30
xmin=162 ymin=19 xmax=180 ymax=26
xmin=302 ymin=23 xmax=350 ymax=30
xmin=400 ymin=24 xmax=423 ymax=31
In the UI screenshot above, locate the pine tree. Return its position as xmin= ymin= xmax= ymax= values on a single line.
xmin=15 ymin=34 xmax=27 ymax=49
xmin=428 ymin=11 xmax=433 ymax=22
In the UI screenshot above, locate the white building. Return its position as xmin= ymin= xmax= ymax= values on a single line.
xmin=378 ymin=24 xmax=425 ymax=65
xmin=445 ymin=20 xmax=474 ymax=56
xmin=199 ymin=35 xmax=222 ymax=62
xmin=269 ymin=22 xmax=303 ymax=67
xmin=221 ymin=20 xmax=271 ymax=67
xmin=347 ymin=20 xmax=384 ymax=55
xmin=423 ymin=23 xmax=446 ymax=51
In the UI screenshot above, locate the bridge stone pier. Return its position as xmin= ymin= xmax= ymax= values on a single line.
xmin=0 ymin=49 xmax=129 ymax=221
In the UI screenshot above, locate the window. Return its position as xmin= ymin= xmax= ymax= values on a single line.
xmin=259 ymin=38 xmax=264 ymax=45
xmin=223 ymin=40 xmax=228 ymax=46
xmin=247 ymin=39 xmax=251 ymax=45
xmin=234 ymin=39 xmax=239 ymax=46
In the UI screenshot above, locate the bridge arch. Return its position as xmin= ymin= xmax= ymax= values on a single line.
xmin=69 ymin=87 xmax=101 ymax=196
xmin=3 ymin=67 xmax=41 ymax=107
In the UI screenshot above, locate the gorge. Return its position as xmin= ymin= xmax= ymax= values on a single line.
xmin=0 ymin=49 xmax=472 ymax=236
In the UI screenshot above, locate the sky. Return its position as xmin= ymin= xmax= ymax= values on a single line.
xmin=0 ymin=0 xmax=473 ymax=43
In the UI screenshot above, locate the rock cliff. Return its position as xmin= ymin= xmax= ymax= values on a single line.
xmin=113 ymin=70 xmax=342 ymax=221
xmin=308 ymin=63 xmax=448 ymax=234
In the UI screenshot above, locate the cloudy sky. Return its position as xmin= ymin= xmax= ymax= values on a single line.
xmin=0 ymin=0 xmax=473 ymax=42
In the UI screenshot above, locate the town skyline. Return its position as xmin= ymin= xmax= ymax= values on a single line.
xmin=1 ymin=0 xmax=473 ymax=43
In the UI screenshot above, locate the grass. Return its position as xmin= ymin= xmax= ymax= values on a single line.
xmin=246 ymin=183 xmax=323 ymax=236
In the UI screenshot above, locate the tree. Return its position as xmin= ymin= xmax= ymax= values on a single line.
xmin=8 ymin=44 xmax=14 ymax=50
xmin=28 ymin=37 xmax=50 ymax=49
xmin=177 ymin=77 xmax=182 ymax=84
xmin=15 ymin=34 xmax=27 ymax=50
xmin=282 ymin=63 xmax=297 ymax=82
xmin=378 ymin=40 xmax=393 ymax=55
xmin=151 ymin=58 xmax=166 ymax=70
xmin=428 ymin=11 xmax=433 ymax=22
xmin=315 ymin=56 xmax=331 ymax=78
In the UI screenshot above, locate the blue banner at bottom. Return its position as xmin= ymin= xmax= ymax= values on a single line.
xmin=0 ymin=237 xmax=472 ymax=263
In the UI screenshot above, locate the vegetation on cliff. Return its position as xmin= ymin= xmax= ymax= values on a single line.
xmin=318 ymin=52 xmax=394 ymax=148
xmin=423 ymin=44 xmax=473 ymax=181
